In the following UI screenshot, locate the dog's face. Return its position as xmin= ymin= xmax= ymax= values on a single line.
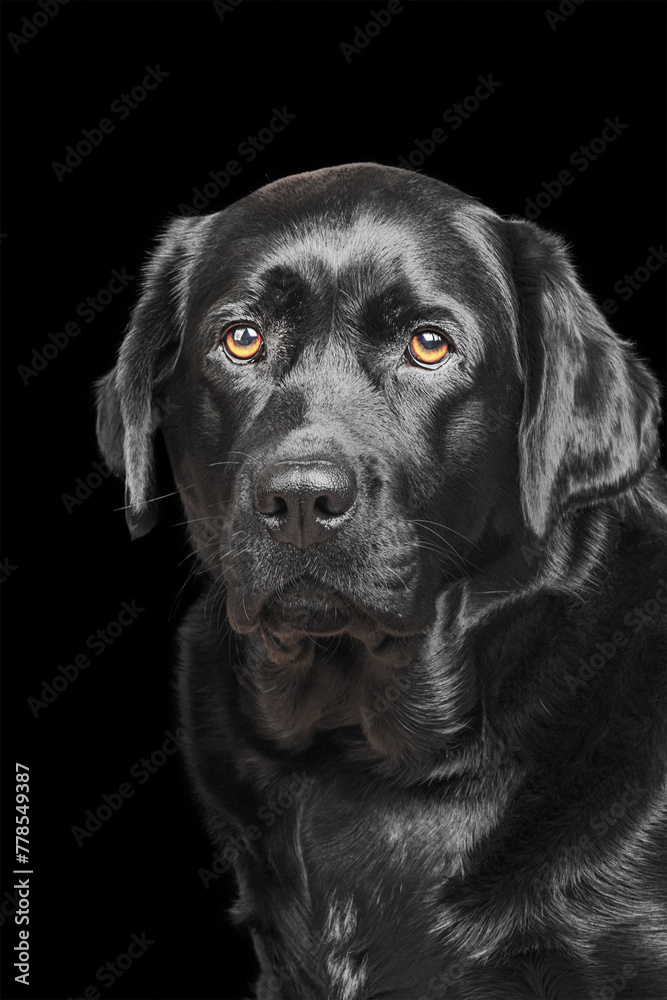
xmin=97 ymin=163 xmax=659 ymax=750
xmin=157 ymin=169 xmax=525 ymax=650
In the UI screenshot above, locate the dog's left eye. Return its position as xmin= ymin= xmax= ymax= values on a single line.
xmin=406 ymin=329 xmax=451 ymax=369
xmin=220 ymin=324 xmax=264 ymax=364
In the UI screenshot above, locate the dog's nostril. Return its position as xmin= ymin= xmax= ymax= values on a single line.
xmin=314 ymin=494 xmax=332 ymax=517
xmin=253 ymin=461 xmax=356 ymax=548
xmin=266 ymin=494 xmax=288 ymax=516
xmin=313 ymin=488 xmax=352 ymax=517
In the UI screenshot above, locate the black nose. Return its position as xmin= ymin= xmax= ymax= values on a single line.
xmin=253 ymin=460 xmax=356 ymax=548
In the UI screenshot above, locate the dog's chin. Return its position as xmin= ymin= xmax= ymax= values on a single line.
xmin=226 ymin=580 xmax=422 ymax=647
xmin=263 ymin=587 xmax=353 ymax=637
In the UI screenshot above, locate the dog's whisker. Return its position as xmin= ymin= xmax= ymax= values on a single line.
xmin=411 ymin=540 xmax=471 ymax=577
xmin=412 ymin=541 xmax=452 ymax=560
xmin=177 ymin=549 xmax=201 ymax=566
xmin=410 ymin=521 xmax=465 ymax=555
xmin=113 ymin=483 xmax=199 ymax=512
xmin=412 ymin=539 xmax=464 ymax=562
xmin=169 ymin=559 xmax=205 ymax=621
xmin=409 ymin=518 xmax=480 ymax=550
xmin=173 ymin=515 xmax=229 ymax=527
xmin=384 ymin=566 xmax=410 ymax=591
xmin=409 ymin=522 xmax=481 ymax=576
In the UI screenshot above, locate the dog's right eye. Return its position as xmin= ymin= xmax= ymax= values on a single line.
xmin=220 ymin=324 xmax=264 ymax=364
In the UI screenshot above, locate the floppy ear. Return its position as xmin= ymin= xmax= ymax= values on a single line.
xmin=95 ymin=215 xmax=198 ymax=539
xmin=507 ymin=219 xmax=661 ymax=541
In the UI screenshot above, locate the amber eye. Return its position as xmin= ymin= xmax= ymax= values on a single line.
xmin=221 ymin=324 xmax=263 ymax=364
xmin=407 ymin=329 xmax=451 ymax=368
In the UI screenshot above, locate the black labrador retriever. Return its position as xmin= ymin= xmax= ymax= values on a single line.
xmin=96 ymin=164 xmax=667 ymax=999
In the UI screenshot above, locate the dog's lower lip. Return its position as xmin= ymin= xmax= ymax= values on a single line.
xmin=265 ymin=585 xmax=351 ymax=636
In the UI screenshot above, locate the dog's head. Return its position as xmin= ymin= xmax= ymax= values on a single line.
xmin=96 ymin=163 xmax=660 ymax=701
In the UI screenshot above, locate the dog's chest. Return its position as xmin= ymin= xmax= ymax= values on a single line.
xmin=241 ymin=771 xmax=496 ymax=996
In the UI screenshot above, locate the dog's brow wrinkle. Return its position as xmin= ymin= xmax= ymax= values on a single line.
xmin=260 ymin=211 xmax=425 ymax=284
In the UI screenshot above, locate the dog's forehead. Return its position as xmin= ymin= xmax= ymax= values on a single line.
xmin=190 ymin=170 xmax=512 ymax=312
xmin=243 ymin=210 xmax=429 ymax=291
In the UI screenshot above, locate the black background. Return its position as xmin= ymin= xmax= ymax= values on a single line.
xmin=2 ymin=2 xmax=665 ymax=999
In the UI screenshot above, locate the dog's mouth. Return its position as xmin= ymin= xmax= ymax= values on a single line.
xmin=256 ymin=582 xmax=426 ymax=671
xmin=227 ymin=574 xmax=423 ymax=644
xmin=263 ymin=585 xmax=354 ymax=637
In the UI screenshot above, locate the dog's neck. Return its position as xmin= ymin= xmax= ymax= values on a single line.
xmin=225 ymin=501 xmax=622 ymax=784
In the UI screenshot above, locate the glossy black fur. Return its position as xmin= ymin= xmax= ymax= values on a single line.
xmin=96 ymin=164 xmax=667 ymax=999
